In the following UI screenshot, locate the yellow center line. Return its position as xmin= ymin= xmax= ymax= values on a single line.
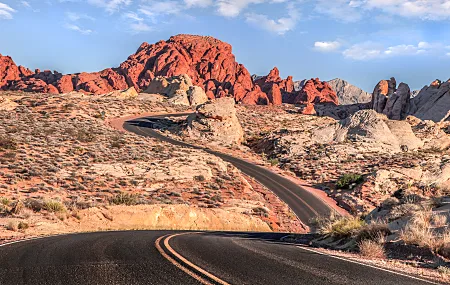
xmin=164 ymin=233 xmax=232 ymax=285
xmin=155 ymin=234 xmax=214 ymax=285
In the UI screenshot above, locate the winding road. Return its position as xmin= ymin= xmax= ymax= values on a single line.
xmin=0 ymin=115 xmax=440 ymax=285
xmin=124 ymin=114 xmax=332 ymax=225
xmin=0 ymin=231 xmax=438 ymax=285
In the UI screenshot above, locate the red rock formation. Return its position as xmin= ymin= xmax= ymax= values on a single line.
xmin=294 ymin=78 xmax=338 ymax=105
xmin=254 ymin=67 xmax=288 ymax=105
xmin=119 ymin=34 xmax=265 ymax=102
xmin=0 ymin=35 xmax=268 ymax=104
xmin=0 ymin=54 xmax=33 ymax=89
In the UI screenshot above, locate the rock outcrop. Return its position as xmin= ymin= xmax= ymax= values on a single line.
xmin=370 ymin=77 xmax=450 ymax=122
xmin=371 ymin=78 xmax=411 ymax=120
xmin=187 ymin=97 xmax=244 ymax=145
xmin=254 ymin=70 xmax=339 ymax=107
xmin=294 ymin=78 xmax=338 ymax=105
xmin=408 ymin=80 xmax=450 ymax=122
xmin=145 ymin=74 xmax=208 ymax=106
xmin=327 ymin=78 xmax=371 ymax=105
xmin=254 ymin=67 xmax=293 ymax=105
xmin=0 ymin=35 xmax=267 ymax=104
xmin=314 ymin=110 xmax=423 ymax=153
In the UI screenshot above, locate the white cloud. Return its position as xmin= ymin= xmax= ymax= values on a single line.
xmin=139 ymin=1 xmax=183 ymax=16
xmin=343 ymin=41 xmax=448 ymax=60
xmin=315 ymin=0 xmax=363 ymax=22
xmin=343 ymin=42 xmax=382 ymax=60
xmin=130 ymin=21 xmax=152 ymax=32
xmin=66 ymin=12 xmax=95 ymax=21
xmin=315 ymin=0 xmax=450 ymax=22
xmin=184 ymin=0 xmax=212 ymax=7
xmin=314 ymin=41 xmax=341 ymax=52
xmin=87 ymin=0 xmax=132 ymax=13
xmin=245 ymin=3 xmax=299 ymax=35
xmin=0 ymin=2 xmax=16 ymax=20
xmin=65 ymin=23 xmax=93 ymax=35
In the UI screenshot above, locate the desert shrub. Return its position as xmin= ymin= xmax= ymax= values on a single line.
xmin=0 ymin=136 xmax=17 ymax=150
xmin=336 ymin=173 xmax=363 ymax=189
xmin=75 ymin=129 xmax=96 ymax=143
xmin=318 ymin=214 xmax=366 ymax=239
xmin=356 ymin=223 xmax=391 ymax=242
xmin=194 ymin=175 xmax=206 ymax=182
xmin=252 ymin=206 xmax=269 ymax=217
xmin=268 ymin=158 xmax=279 ymax=166
xmin=110 ymin=135 xmax=126 ymax=149
xmin=110 ymin=192 xmax=138 ymax=206
xmin=18 ymin=221 xmax=29 ymax=230
xmin=6 ymin=221 xmax=18 ymax=231
xmin=358 ymin=238 xmax=386 ymax=259
xmin=0 ymin=197 xmax=10 ymax=206
xmin=43 ymin=200 xmax=66 ymax=213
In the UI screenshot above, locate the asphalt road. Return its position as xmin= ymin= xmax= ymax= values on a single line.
xmin=0 ymin=231 xmax=438 ymax=285
xmin=123 ymin=114 xmax=332 ymax=226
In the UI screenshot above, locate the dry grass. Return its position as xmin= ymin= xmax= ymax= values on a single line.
xmin=358 ymin=238 xmax=386 ymax=259
xmin=317 ymin=214 xmax=366 ymax=239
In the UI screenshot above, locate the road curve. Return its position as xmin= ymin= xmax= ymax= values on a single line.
xmin=0 ymin=231 xmax=438 ymax=285
xmin=123 ymin=114 xmax=332 ymax=226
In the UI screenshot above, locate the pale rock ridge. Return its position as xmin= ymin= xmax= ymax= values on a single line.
xmin=327 ymin=78 xmax=371 ymax=105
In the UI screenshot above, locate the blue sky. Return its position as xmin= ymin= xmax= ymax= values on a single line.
xmin=1 ymin=0 xmax=450 ymax=91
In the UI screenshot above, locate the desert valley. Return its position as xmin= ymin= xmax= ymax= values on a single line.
xmin=0 ymin=34 xmax=449 ymax=283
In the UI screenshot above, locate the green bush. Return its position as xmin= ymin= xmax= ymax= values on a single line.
xmin=268 ymin=158 xmax=279 ymax=166
xmin=336 ymin=173 xmax=364 ymax=189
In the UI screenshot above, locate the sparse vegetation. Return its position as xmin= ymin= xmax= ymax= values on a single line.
xmin=43 ymin=200 xmax=66 ymax=213
xmin=110 ymin=192 xmax=139 ymax=206
xmin=358 ymin=238 xmax=386 ymax=259
xmin=335 ymin=173 xmax=364 ymax=189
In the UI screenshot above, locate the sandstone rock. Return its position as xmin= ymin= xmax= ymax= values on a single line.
xmin=103 ymin=86 xmax=138 ymax=99
xmin=187 ymin=86 xmax=208 ymax=106
xmin=314 ymin=110 xmax=422 ymax=153
xmin=294 ymin=78 xmax=339 ymax=105
xmin=121 ymin=35 xmax=259 ymax=103
xmin=0 ymin=35 xmax=265 ymax=103
xmin=0 ymin=97 xmax=18 ymax=111
xmin=187 ymin=97 xmax=244 ymax=145
xmin=409 ymin=80 xmax=450 ymax=122
xmin=145 ymin=74 xmax=192 ymax=97
xmin=327 ymin=78 xmax=371 ymax=105
xmin=383 ymin=83 xmax=411 ymax=120
xmin=0 ymin=54 xmax=33 ymax=89
xmin=168 ymin=89 xmax=190 ymax=106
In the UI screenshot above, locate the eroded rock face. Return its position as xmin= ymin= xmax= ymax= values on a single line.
xmin=294 ymin=78 xmax=339 ymax=105
xmin=327 ymin=78 xmax=371 ymax=105
xmin=0 ymin=35 xmax=266 ymax=103
xmin=371 ymin=77 xmax=450 ymax=122
xmin=314 ymin=110 xmax=423 ymax=153
xmin=0 ymin=54 xmax=33 ymax=89
xmin=121 ymin=34 xmax=265 ymax=103
xmin=371 ymin=78 xmax=412 ymax=120
xmin=187 ymin=97 xmax=244 ymax=145
xmin=409 ymin=80 xmax=450 ymax=122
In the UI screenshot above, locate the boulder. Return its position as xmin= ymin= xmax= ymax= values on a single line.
xmin=103 ymin=86 xmax=139 ymax=99
xmin=187 ymin=97 xmax=244 ymax=145
xmin=187 ymin=86 xmax=208 ymax=106
xmin=168 ymin=89 xmax=190 ymax=106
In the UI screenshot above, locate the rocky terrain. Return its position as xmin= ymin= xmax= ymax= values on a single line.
xmin=0 ymin=90 xmax=304 ymax=242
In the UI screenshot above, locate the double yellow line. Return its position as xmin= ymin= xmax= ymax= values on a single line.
xmin=155 ymin=233 xmax=231 ymax=285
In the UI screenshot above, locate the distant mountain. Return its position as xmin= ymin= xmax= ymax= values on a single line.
xmin=326 ymin=78 xmax=372 ymax=105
